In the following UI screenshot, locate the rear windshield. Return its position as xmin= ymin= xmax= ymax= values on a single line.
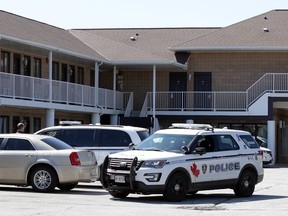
xmin=137 ymin=130 xmax=150 ymax=141
xmin=41 ymin=137 xmax=74 ymax=150
xmin=239 ymin=135 xmax=259 ymax=148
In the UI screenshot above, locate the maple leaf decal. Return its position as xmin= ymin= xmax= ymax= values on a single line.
xmin=191 ymin=163 xmax=200 ymax=177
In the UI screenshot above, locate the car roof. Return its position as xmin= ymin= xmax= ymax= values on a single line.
xmin=155 ymin=124 xmax=251 ymax=135
xmin=0 ymin=133 xmax=50 ymax=139
xmin=36 ymin=124 xmax=148 ymax=132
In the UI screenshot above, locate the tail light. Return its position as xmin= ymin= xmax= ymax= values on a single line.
xmin=258 ymin=150 xmax=264 ymax=158
xmin=70 ymin=152 xmax=81 ymax=166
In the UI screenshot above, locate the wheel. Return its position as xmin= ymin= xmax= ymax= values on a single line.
xmin=234 ymin=170 xmax=256 ymax=197
xmin=58 ymin=183 xmax=78 ymax=191
xmin=163 ymin=173 xmax=189 ymax=202
xmin=29 ymin=166 xmax=58 ymax=192
xmin=109 ymin=190 xmax=129 ymax=198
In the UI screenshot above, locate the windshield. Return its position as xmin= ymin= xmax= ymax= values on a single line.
xmin=41 ymin=137 xmax=74 ymax=150
xmin=135 ymin=133 xmax=195 ymax=153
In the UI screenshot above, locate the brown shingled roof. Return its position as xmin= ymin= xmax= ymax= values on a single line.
xmin=172 ymin=10 xmax=288 ymax=51
xmin=70 ymin=28 xmax=219 ymax=63
xmin=0 ymin=10 xmax=106 ymax=61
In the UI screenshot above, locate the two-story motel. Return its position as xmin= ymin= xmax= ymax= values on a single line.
xmin=1 ymin=10 xmax=288 ymax=163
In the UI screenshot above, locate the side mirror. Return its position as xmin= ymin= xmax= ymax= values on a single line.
xmin=128 ymin=143 xmax=135 ymax=150
xmin=181 ymin=146 xmax=190 ymax=154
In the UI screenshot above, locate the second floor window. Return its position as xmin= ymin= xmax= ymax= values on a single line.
xmin=1 ymin=51 xmax=10 ymax=73
xmin=52 ymin=62 xmax=59 ymax=80
xmin=34 ymin=58 xmax=41 ymax=78
xmin=78 ymin=67 xmax=84 ymax=84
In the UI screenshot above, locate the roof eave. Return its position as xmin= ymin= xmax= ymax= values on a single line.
xmin=171 ymin=46 xmax=288 ymax=52
xmin=108 ymin=60 xmax=187 ymax=69
xmin=0 ymin=34 xmax=107 ymax=63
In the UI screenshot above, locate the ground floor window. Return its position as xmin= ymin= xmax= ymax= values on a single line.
xmin=0 ymin=116 xmax=9 ymax=133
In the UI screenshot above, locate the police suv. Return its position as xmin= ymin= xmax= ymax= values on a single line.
xmin=101 ymin=124 xmax=264 ymax=202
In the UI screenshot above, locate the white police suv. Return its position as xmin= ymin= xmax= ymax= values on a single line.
xmin=101 ymin=124 xmax=264 ymax=202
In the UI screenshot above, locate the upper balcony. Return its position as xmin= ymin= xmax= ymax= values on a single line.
xmin=140 ymin=73 xmax=288 ymax=116
xmin=0 ymin=72 xmax=132 ymax=115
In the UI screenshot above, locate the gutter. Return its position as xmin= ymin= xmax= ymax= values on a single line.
xmin=170 ymin=46 xmax=288 ymax=52
xmin=107 ymin=60 xmax=187 ymax=69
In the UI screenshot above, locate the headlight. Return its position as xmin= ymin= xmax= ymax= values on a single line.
xmin=141 ymin=160 xmax=166 ymax=169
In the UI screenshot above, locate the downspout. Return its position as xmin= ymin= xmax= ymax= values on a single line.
xmin=113 ymin=66 xmax=117 ymax=110
xmin=152 ymin=65 xmax=156 ymax=132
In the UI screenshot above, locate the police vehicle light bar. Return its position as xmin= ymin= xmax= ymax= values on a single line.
xmin=170 ymin=123 xmax=213 ymax=130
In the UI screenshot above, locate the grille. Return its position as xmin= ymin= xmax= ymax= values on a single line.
xmin=109 ymin=158 xmax=142 ymax=170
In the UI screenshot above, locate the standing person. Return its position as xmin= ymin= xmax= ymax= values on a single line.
xmin=16 ymin=122 xmax=25 ymax=133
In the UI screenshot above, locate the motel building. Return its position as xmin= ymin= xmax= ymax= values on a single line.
xmin=1 ymin=10 xmax=288 ymax=164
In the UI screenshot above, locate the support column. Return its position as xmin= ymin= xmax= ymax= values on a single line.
xmin=48 ymin=51 xmax=53 ymax=102
xmin=46 ymin=109 xmax=55 ymax=127
xmin=91 ymin=113 xmax=101 ymax=124
xmin=110 ymin=114 xmax=118 ymax=125
xmin=267 ymin=120 xmax=276 ymax=165
xmin=94 ymin=62 xmax=100 ymax=106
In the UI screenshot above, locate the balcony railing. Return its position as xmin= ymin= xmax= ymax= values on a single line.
xmin=0 ymin=72 xmax=131 ymax=111
xmin=141 ymin=73 xmax=288 ymax=114
xmin=143 ymin=91 xmax=247 ymax=112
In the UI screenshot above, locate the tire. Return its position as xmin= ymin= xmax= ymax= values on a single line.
xmin=58 ymin=183 xmax=78 ymax=191
xmin=234 ymin=170 xmax=256 ymax=197
xmin=29 ymin=166 xmax=58 ymax=192
xmin=109 ymin=190 xmax=129 ymax=199
xmin=163 ymin=173 xmax=189 ymax=202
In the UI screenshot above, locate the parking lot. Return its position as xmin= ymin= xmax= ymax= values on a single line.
xmin=0 ymin=165 xmax=287 ymax=216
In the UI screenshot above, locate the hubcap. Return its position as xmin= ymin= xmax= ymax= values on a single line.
xmin=34 ymin=170 xmax=51 ymax=189
xmin=174 ymin=184 xmax=181 ymax=191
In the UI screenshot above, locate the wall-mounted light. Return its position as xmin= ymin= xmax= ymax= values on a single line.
xmin=69 ymin=67 xmax=73 ymax=76
xmin=22 ymin=57 xmax=28 ymax=66
xmin=188 ymin=73 xmax=192 ymax=81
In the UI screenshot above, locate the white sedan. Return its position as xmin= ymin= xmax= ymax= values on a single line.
xmin=0 ymin=134 xmax=99 ymax=192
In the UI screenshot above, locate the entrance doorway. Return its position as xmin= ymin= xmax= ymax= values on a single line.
xmin=194 ymin=72 xmax=212 ymax=109
xmin=169 ymin=72 xmax=187 ymax=109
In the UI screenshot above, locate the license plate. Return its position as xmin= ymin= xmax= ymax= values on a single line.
xmin=114 ymin=175 xmax=125 ymax=183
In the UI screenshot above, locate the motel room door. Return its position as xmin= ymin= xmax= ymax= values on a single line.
xmin=169 ymin=72 xmax=187 ymax=110
xmin=194 ymin=72 xmax=212 ymax=110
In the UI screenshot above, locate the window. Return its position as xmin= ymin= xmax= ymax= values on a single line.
xmin=33 ymin=118 xmax=41 ymax=133
xmin=61 ymin=64 xmax=68 ymax=81
xmin=52 ymin=62 xmax=59 ymax=80
xmin=34 ymin=58 xmax=41 ymax=77
xmin=13 ymin=53 xmax=21 ymax=74
xmin=69 ymin=65 xmax=75 ymax=83
xmin=41 ymin=137 xmax=73 ymax=150
xmin=217 ymin=135 xmax=239 ymax=151
xmin=77 ymin=67 xmax=84 ymax=84
xmin=4 ymin=138 xmax=35 ymax=150
xmin=1 ymin=51 xmax=10 ymax=72
xmin=23 ymin=56 xmax=31 ymax=76
xmin=196 ymin=135 xmax=215 ymax=152
xmin=239 ymin=135 xmax=259 ymax=149
xmin=99 ymin=130 xmax=132 ymax=147
xmin=0 ymin=116 xmax=9 ymax=133
xmin=90 ymin=69 xmax=95 ymax=86
xmin=60 ymin=129 xmax=95 ymax=147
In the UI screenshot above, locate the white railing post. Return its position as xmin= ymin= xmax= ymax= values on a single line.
xmin=272 ymin=74 xmax=275 ymax=93
xmin=48 ymin=51 xmax=52 ymax=102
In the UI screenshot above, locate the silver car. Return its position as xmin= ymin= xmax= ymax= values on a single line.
xmin=0 ymin=134 xmax=98 ymax=192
